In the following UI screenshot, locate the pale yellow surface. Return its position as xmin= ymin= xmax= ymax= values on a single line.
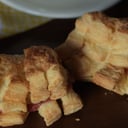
xmin=0 ymin=2 xmax=50 ymax=38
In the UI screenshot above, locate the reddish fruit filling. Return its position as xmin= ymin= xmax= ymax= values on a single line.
xmin=27 ymin=99 xmax=50 ymax=112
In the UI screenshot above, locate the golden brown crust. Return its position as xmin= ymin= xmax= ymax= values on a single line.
xmin=0 ymin=55 xmax=28 ymax=113
xmin=0 ymin=101 xmax=27 ymax=113
xmin=61 ymin=88 xmax=83 ymax=115
xmin=24 ymin=46 xmax=56 ymax=103
xmin=0 ymin=54 xmax=28 ymax=127
xmin=83 ymin=12 xmax=128 ymax=34
xmin=56 ymin=12 xmax=128 ymax=95
xmin=38 ymin=100 xmax=62 ymax=126
xmin=0 ymin=112 xmax=28 ymax=127
xmin=0 ymin=46 xmax=83 ymax=127
xmin=24 ymin=46 xmax=59 ymax=73
xmin=56 ymin=30 xmax=85 ymax=61
xmin=46 ymin=64 xmax=68 ymax=100
xmin=24 ymin=46 xmax=68 ymax=103
xmin=93 ymin=65 xmax=124 ymax=91
xmin=25 ymin=70 xmax=50 ymax=104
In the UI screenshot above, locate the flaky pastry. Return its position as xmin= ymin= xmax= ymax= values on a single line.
xmin=56 ymin=12 xmax=128 ymax=95
xmin=0 ymin=46 xmax=83 ymax=127
xmin=38 ymin=100 xmax=62 ymax=126
xmin=0 ymin=55 xmax=28 ymax=126
xmin=61 ymin=87 xmax=83 ymax=115
xmin=24 ymin=46 xmax=68 ymax=103
xmin=24 ymin=46 xmax=82 ymax=126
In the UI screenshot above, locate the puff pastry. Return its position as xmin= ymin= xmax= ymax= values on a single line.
xmin=0 ymin=46 xmax=83 ymax=127
xmin=61 ymin=87 xmax=83 ymax=115
xmin=24 ymin=46 xmax=68 ymax=103
xmin=24 ymin=46 xmax=82 ymax=126
xmin=0 ymin=112 xmax=28 ymax=127
xmin=0 ymin=55 xmax=28 ymax=126
xmin=38 ymin=100 xmax=62 ymax=126
xmin=56 ymin=12 xmax=128 ymax=95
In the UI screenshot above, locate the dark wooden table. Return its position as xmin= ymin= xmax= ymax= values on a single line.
xmin=0 ymin=0 xmax=128 ymax=128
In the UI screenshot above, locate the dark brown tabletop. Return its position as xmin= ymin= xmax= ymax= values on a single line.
xmin=0 ymin=0 xmax=128 ymax=128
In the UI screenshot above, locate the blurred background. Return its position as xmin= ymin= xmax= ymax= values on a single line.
xmin=0 ymin=0 xmax=127 ymax=39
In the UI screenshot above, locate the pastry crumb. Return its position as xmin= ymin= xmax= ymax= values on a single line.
xmin=104 ymin=92 xmax=108 ymax=96
xmin=75 ymin=118 xmax=80 ymax=122
xmin=104 ymin=91 xmax=113 ymax=96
